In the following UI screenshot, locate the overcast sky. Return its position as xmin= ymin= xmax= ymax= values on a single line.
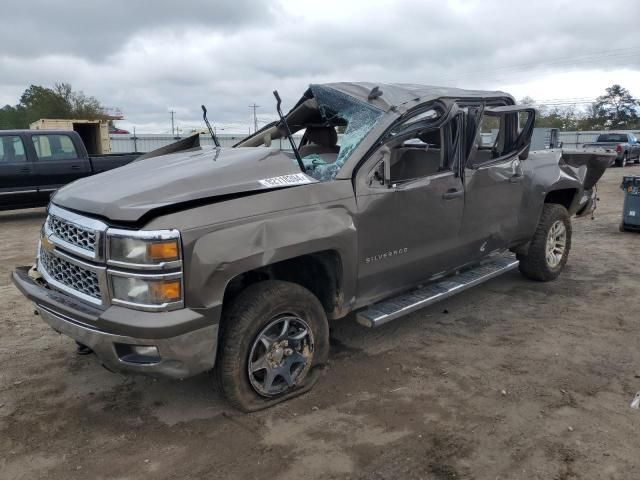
xmin=2 ymin=0 xmax=639 ymax=133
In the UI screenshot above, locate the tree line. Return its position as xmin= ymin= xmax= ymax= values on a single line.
xmin=1 ymin=82 xmax=638 ymax=133
xmin=0 ymin=83 xmax=105 ymax=130
xmin=522 ymin=84 xmax=639 ymax=131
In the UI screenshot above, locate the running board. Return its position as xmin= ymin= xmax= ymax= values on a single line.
xmin=356 ymin=254 xmax=519 ymax=328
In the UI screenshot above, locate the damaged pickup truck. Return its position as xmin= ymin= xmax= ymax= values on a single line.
xmin=12 ymin=82 xmax=611 ymax=411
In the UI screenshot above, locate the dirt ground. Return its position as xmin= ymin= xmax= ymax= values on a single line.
xmin=1 ymin=167 xmax=639 ymax=480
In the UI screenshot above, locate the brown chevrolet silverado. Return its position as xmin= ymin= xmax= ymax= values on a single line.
xmin=12 ymin=82 xmax=612 ymax=411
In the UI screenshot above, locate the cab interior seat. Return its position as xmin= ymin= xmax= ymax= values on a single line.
xmin=299 ymin=126 xmax=340 ymax=161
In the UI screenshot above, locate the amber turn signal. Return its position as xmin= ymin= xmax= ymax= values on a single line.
xmin=147 ymin=240 xmax=179 ymax=261
xmin=149 ymin=280 xmax=182 ymax=302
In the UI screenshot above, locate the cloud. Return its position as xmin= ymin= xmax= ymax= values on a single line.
xmin=0 ymin=0 xmax=274 ymax=60
xmin=1 ymin=0 xmax=640 ymax=133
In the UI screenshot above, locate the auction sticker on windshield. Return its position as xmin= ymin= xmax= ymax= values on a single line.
xmin=259 ymin=173 xmax=315 ymax=187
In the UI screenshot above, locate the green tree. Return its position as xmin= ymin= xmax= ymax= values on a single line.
xmin=0 ymin=83 xmax=105 ymax=129
xmin=592 ymin=84 xmax=638 ymax=129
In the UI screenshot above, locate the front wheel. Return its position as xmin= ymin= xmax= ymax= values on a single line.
xmin=217 ymin=280 xmax=329 ymax=412
xmin=518 ymin=204 xmax=572 ymax=282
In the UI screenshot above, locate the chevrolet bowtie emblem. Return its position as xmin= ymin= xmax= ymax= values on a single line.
xmin=41 ymin=233 xmax=55 ymax=253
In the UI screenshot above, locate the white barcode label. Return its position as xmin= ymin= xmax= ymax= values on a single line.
xmin=259 ymin=173 xmax=313 ymax=187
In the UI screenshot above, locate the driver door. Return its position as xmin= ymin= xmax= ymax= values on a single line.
xmin=354 ymin=110 xmax=467 ymax=306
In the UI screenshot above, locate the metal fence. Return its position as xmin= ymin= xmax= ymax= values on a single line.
xmin=110 ymin=130 xmax=640 ymax=154
xmin=110 ymin=133 xmax=302 ymax=153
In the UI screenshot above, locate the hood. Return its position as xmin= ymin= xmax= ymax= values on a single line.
xmin=53 ymin=146 xmax=316 ymax=223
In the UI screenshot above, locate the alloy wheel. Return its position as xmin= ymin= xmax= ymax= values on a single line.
xmin=247 ymin=315 xmax=314 ymax=397
xmin=546 ymin=220 xmax=567 ymax=268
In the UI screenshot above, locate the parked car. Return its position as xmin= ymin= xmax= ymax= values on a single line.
xmin=0 ymin=130 xmax=140 ymax=211
xmin=582 ymin=132 xmax=640 ymax=167
xmin=12 ymin=83 xmax=611 ymax=412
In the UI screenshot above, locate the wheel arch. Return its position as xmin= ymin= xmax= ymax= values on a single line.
xmin=222 ymin=250 xmax=347 ymax=320
xmin=544 ymin=187 xmax=579 ymax=211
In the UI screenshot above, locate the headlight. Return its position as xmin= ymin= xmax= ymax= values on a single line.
xmin=106 ymin=228 xmax=184 ymax=311
xmin=110 ymin=273 xmax=182 ymax=309
xmin=107 ymin=229 xmax=181 ymax=268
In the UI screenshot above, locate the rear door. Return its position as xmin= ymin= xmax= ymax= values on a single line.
xmin=32 ymin=133 xmax=91 ymax=199
xmin=0 ymin=134 xmax=39 ymax=209
xmin=460 ymin=106 xmax=535 ymax=260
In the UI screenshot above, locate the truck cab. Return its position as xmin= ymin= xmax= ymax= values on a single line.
xmin=0 ymin=129 xmax=140 ymax=211
xmin=0 ymin=130 xmax=90 ymax=210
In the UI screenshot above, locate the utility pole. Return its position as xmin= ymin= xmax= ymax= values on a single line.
xmin=169 ymin=110 xmax=175 ymax=136
xmin=249 ymin=104 xmax=260 ymax=133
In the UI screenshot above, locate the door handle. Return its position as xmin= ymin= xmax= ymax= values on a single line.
xmin=70 ymin=165 xmax=81 ymax=170
xmin=442 ymin=189 xmax=464 ymax=200
xmin=19 ymin=166 xmax=31 ymax=174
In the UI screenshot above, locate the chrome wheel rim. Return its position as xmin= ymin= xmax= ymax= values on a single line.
xmin=248 ymin=315 xmax=314 ymax=397
xmin=546 ymin=220 xmax=567 ymax=268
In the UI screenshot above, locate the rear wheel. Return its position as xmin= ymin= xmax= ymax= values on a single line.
xmin=217 ymin=280 xmax=329 ymax=412
xmin=518 ymin=204 xmax=571 ymax=282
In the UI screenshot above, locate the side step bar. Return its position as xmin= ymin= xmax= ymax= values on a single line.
xmin=356 ymin=254 xmax=519 ymax=328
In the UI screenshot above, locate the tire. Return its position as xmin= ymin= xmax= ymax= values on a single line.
xmin=620 ymin=222 xmax=628 ymax=232
xmin=217 ymin=280 xmax=329 ymax=412
xmin=619 ymin=154 xmax=628 ymax=168
xmin=517 ymin=204 xmax=572 ymax=282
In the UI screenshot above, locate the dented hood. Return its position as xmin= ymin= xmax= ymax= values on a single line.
xmin=52 ymin=146 xmax=316 ymax=223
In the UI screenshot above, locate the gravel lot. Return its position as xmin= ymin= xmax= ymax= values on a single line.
xmin=1 ymin=167 xmax=639 ymax=480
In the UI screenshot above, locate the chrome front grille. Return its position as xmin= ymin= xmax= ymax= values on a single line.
xmin=39 ymin=247 xmax=102 ymax=300
xmin=38 ymin=205 xmax=109 ymax=306
xmin=44 ymin=204 xmax=107 ymax=262
xmin=47 ymin=214 xmax=97 ymax=253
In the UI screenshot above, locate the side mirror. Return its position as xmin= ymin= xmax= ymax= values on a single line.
xmin=383 ymin=148 xmax=391 ymax=188
xmin=374 ymin=146 xmax=392 ymax=188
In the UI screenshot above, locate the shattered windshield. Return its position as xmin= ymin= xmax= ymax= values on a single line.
xmin=301 ymin=85 xmax=384 ymax=181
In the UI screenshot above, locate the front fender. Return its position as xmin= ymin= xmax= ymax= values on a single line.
xmin=185 ymin=206 xmax=358 ymax=314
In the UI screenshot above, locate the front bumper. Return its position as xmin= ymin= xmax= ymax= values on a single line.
xmin=11 ymin=266 xmax=218 ymax=379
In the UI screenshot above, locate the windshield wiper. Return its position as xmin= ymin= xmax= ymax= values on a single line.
xmin=273 ymin=90 xmax=305 ymax=173
xmin=201 ymin=104 xmax=221 ymax=148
